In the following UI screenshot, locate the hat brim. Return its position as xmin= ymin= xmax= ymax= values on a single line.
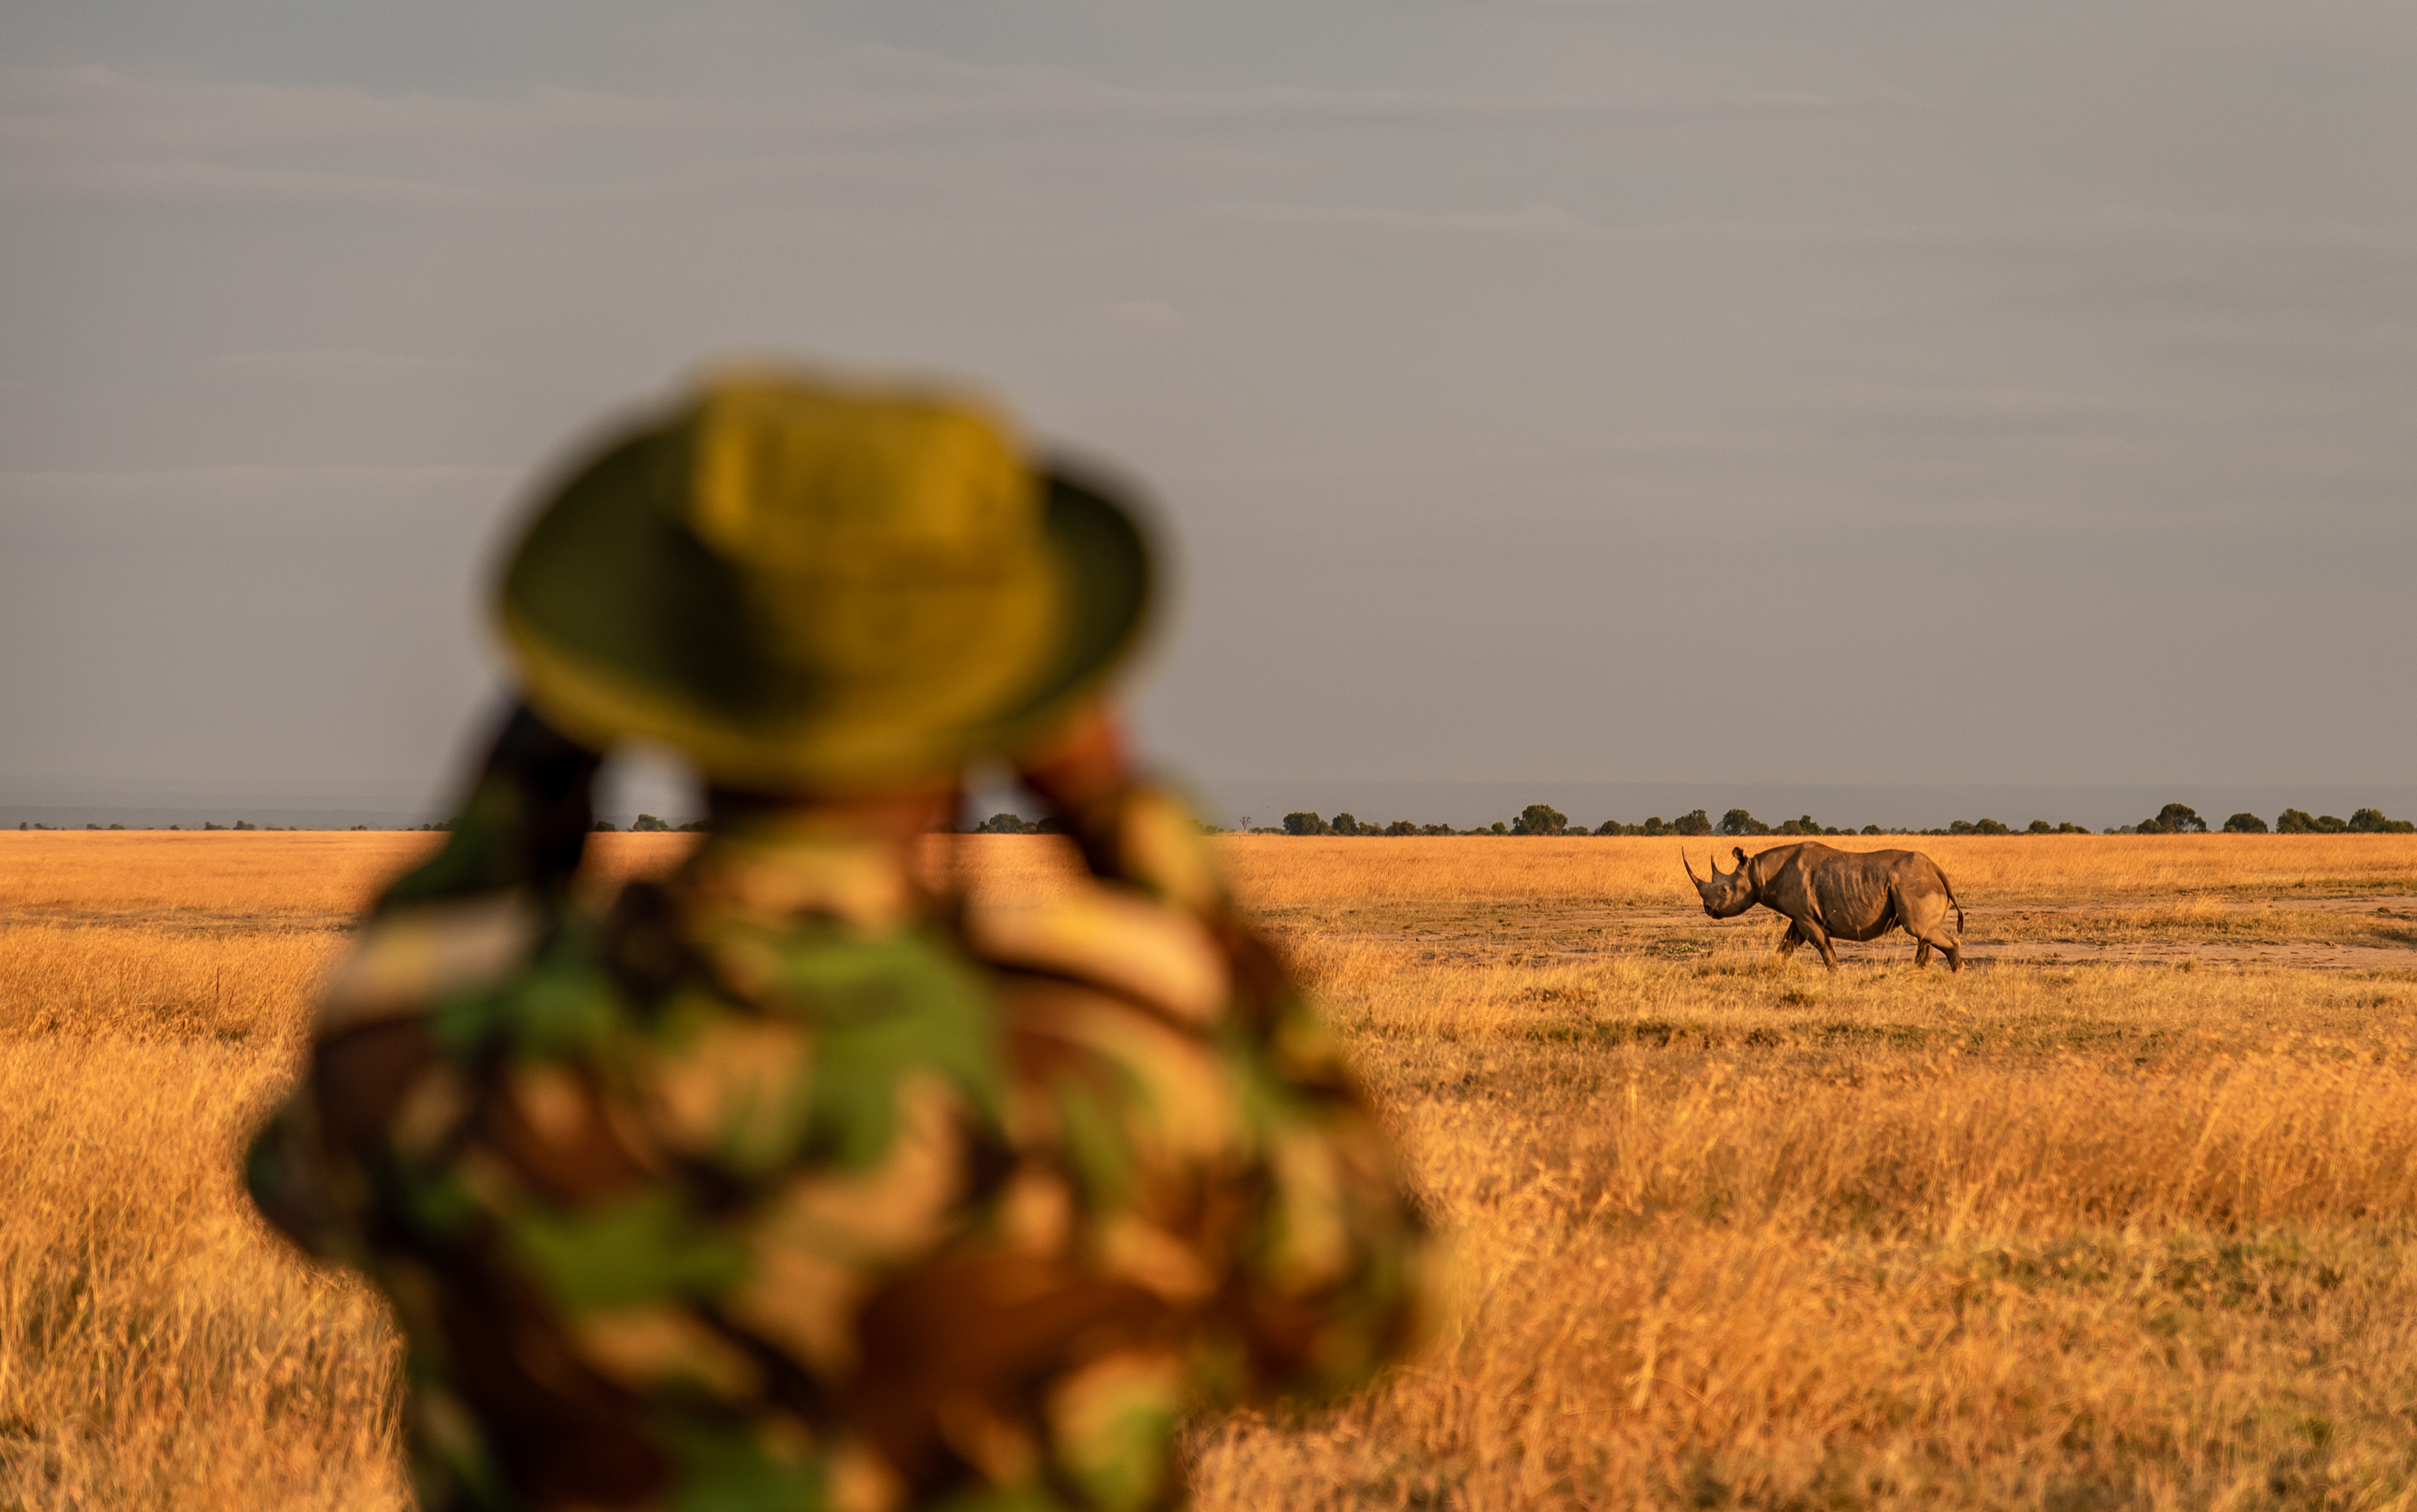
xmin=1012 ymin=464 xmax=1155 ymax=750
xmin=497 ymin=424 xmax=1155 ymax=792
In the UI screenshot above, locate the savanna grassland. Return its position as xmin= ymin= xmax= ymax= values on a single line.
xmin=4 ymin=831 xmax=2417 ymax=1509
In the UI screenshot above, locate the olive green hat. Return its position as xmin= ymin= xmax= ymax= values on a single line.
xmin=496 ymin=367 xmax=1153 ymax=792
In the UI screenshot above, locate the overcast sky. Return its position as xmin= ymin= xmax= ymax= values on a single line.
xmin=3 ymin=1 xmax=2412 ymax=819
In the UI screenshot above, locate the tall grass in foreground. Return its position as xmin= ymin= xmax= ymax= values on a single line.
xmin=3 ymin=834 xmax=2417 ymax=1508
xmin=1187 ymin=949 xmax=2417 ymax=1509
xmin=0 ymin=925 xmax=401 ymax=1508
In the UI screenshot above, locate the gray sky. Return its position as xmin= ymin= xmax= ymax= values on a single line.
xmin=4 ymin=1 xmax=2412 ymax=823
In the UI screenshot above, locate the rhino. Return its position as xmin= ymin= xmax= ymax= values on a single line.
xmin=1683 ymin=841 xmax=1966 ymax=970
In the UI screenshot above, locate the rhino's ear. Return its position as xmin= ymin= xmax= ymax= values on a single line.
xmin=1732 ymin=846 xmax=1748 ymax=867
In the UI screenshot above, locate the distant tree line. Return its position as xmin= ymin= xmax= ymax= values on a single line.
xmin=1177 ymin=801 xmax=2417 ymax=837
xmin=16 ymin=799 xmax=2410 ymax=838
xmin=1269 ymin=806 xmax=1730 ymax=836
xmin=959 ymin=812 xmax=1072 ymax=835
xmin=15 ymin=819 xmax=344 ymax=832
xmin=592 ymin=814 xmax=711 ymax=832
xmin=2225 ymin=807 xmax=2413 ymax=835
xmin=2116 ymin=802 xmax=2413 ymax=835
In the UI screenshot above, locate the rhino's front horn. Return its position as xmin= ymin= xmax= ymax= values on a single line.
xmin=1682 ymin=849 xmax=1702 ymax=885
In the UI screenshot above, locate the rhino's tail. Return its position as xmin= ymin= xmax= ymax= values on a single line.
xmin=1942 ymin=869 xmax=1966 ymax=935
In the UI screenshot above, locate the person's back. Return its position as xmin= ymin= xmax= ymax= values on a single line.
xmin=245 ymin=368 xmax=1431 ymax=1512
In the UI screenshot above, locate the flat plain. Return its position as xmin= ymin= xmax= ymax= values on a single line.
xmin=4 ymin=831 xmax=2417 ymax=1509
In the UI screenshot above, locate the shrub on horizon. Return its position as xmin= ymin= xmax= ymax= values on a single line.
xmin=2272 ymin=808 xmax=2351 ymax=834
xmin=1672 ymin=810 xmax=1713 ymax=836
xmin=2223 ymin=812 xmax=2270 ymax=834
xmin=1512 ymin=803 xmax=1568 ymax=836
xmin=1283 ymin=812 xmax=1330 ymax=836
xmin=2135 ymin=803 xmax=2208 ymax=835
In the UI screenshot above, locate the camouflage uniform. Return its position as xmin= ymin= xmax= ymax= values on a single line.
xmin=247 ymin=709 xmax=1428 ymax=1512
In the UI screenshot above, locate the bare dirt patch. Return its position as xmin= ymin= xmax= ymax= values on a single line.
xmin=1258 ymin=891 xmax=2417 ymax=974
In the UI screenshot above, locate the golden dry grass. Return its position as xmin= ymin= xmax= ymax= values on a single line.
xmin=0 ymin=912 xmax=394 ymax=1507
xmin=4 ymin=832 xmax=2417 ymax=1509
xmin=0 ymin=832 xmax=436 ymax=921
xmin=1183 ymin=946 xmax=2417 ymax=1509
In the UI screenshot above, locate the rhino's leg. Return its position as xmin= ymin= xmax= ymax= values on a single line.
xmin=1899 ymin=889 xmax=1962 ymax=972
xmin=1794 ymin=915 xmax=1840 ymax=970
xmin=1775 ymin=922 xmax=1805 ymax=959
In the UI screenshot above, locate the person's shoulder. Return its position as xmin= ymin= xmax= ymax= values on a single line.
xmin=318 ymin=892 xmax=548 ymax=1039
xmin=965 ymin=882 xmax=1231 ymax=1031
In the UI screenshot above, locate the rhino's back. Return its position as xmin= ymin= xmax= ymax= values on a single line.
xmin=1796 ymin=845 xmax=1946 ymax=938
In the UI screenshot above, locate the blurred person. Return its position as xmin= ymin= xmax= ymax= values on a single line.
xmin=244 ymin=368 xmax=1431 ymax=1512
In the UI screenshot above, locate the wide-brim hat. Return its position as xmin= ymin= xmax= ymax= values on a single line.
xmin=496 ymin=366 xmax=1153 ymax=792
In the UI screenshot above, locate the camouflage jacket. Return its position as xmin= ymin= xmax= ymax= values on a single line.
xmin=246 ymin=716 xmax=1428 ymax=1512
